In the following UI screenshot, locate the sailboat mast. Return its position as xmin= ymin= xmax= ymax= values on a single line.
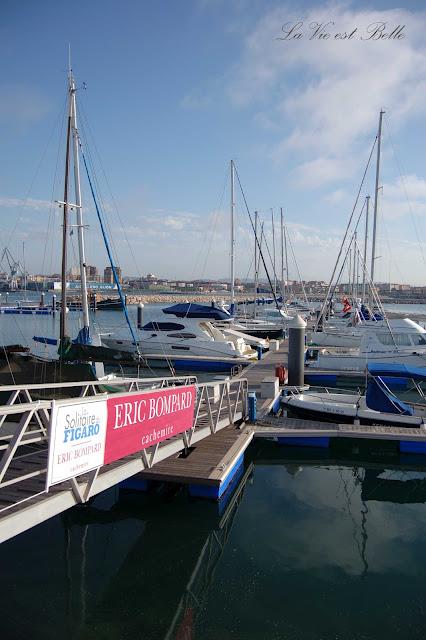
xmin=60 ymin=87 xmax=73 ymax=344
xmin=70 ymin=70 xmax=90 ymax=334
xmin=362 ymin=195 xmax=370 ymax=303
xmin=254 ymin=211 xmax=258 ymax=319
xmin=22 ymin=242 xmax=26 ymax=295
xmin=370 ymin=110 xmax=384 ymax=306
xmin=284 ymin=223 xmax=289 ymax=298
xmin=280 ymin=207 xmax=285 ymax=302
xmin=230 ymin=159 xmax=235 ymax=313
xmin=352 ymin=231 xmax=357 ymax=301
xmin=271 ymin=208 xmax=276 ymax=296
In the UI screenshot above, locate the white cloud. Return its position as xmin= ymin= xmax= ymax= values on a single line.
xmin=383 ymin=174 xmax=426 ymax=201
xmin=228 ymin=3 xmax=426 ymax=186
xmin=0 ymin=196 xmax=53 ymax=211
xmin=381 ymin=174 xmax=426 ymax=220
xmin=325 ymin=189 xmax=347 ymax=204
xmin=0 ymin=85 xmax=50 ymax=125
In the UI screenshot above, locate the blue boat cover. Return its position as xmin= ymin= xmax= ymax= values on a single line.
xmin=366 ymin=376 xmax=414 ymax=415
xmin=33 ymin=336 xmax=58 ymax=346
xmin=73 ymin=326 xmax=92 ymax=345
xmin=163 ymin=303 xmax=232 ymax=321
xmin=368 ymin=363 xmax=426 ymax=383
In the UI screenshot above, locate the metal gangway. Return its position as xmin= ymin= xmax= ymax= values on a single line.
xmin=0 ymin=375 xmax=248 ymax=544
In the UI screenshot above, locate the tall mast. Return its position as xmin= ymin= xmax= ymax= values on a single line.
xmin=362 ymin=195 xmax=370 ymax=303
xmin=352 ymin=231 xmax=357 ymax=301
xmin=280 ymin=207 xmax=285 ymax=302
xmin=70 ymin=68 xmax=90 ymax=336
xmin=271 ymin=208 xmax=276 ymax=296
xmin=230 ymin=159 xmax=235 ymax=314
xmin=22 ymin=242 xmax=26 ymax=295
xmin=254 ymin=211 xmax=258 ymax=319
xmin=284 ymin=223 xmax=289 ymax=298
xmin=370 ymin=110 xmax=384 ymax=306
xmin=60 ymin=83 xmax=73 ymax=345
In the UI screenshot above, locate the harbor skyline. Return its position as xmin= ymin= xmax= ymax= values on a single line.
xmin=1 ymin=1 xmax=426 ymax=285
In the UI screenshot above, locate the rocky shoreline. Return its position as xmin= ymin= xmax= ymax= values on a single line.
xmin=124 ymin=293 xmax=248 ymax=305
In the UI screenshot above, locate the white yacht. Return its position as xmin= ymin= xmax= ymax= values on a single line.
xmin=102 ymin=314 xmax=257 ymax=361
xmin=306 ymin=329 xmax=426 ymax=372
xmin=308 ymin=318 xmax=426 ymax=348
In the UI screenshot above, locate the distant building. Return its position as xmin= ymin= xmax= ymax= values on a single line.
xmin=86 ymin=265 xmax=98 ymax=279
xmin=104 ymin=266 xmax=122 ymax=284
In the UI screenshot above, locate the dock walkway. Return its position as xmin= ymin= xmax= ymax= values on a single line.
xmin=0 ymin=376 xmax=247 ymax=543
xmin=138 ymin=425 xmax=254 ymax=498
xmin=236 ymin=340 xmax=288 ymax=415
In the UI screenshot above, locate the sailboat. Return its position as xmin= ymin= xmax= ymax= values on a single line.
xmin=309 ymin=110 xmax=425 ymax=360
xmin=0 ymin=62 xmax=143 ymax=386
xmin=283 ymin=363 xmax=426 ymax=428
xmin=221 ymin=163 xmax=291 ymax=339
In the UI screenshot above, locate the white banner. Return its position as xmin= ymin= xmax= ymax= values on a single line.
xmin=47 ymin=399 xmax=108 ymax=488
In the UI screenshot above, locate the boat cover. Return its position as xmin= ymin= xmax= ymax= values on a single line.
xmin=368 ymin=362 xmax=426 ymax=382
xmin=365 ymin=376 xmax=414 ymax=415
xmin=163 ymin=303 xmax=232 ymax=321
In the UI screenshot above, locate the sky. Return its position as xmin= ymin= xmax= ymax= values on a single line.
xmin=1 ymin=0 xmax=426 ymax=284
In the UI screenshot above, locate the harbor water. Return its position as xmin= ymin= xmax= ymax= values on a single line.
xmin=2 ymin=442 xmax=426 ymax=639
xmin=1 ymin=297 xmax=426 ymax=638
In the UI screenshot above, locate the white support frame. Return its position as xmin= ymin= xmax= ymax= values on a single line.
xmin=0 ymin=376 xmax=248 ymax=544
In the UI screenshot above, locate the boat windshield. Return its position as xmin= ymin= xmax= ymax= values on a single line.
xmin=376 ymin=333 xmax=412 ymax=347
xmin=199 ymin=321 xmax=222 ymax=341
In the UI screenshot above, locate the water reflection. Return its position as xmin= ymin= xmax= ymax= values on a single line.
xmin=2 ymin=446 xmax=426 ymax=639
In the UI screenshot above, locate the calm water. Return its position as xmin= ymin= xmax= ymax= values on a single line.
xmin=2 ymin=298 xmax=426 ymax=638
xmin=2 ymin=442 xmax=426 ymax=639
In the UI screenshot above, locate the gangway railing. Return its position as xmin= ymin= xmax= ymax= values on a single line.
xmin=0 ymin=376 xmax=248 ymax=543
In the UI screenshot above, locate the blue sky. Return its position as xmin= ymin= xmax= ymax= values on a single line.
xmin=1 ymin=0 xmax=426 ymax=284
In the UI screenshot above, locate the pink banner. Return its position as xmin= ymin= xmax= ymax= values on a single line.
xmin=104 ymin=385 xmax=196 ymax=465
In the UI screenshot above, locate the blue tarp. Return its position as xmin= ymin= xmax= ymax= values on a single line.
xmin=365 ymin=376 xmax=414 ymax=415
xmin=163 ymin=303 xmax=232 ymax=321
xmin=73 ymin=326 xmax=92 ymax=345
xmin=33 ymin=336 xmax=58 ymax=346
xmin=368 ymin=363 xmax=426 ymax=383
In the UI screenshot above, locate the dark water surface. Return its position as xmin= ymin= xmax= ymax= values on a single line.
xmin=2 ymin=297 xmax=426 ymax=638
xmin=2 ymin=442 xmax=426 ymax=640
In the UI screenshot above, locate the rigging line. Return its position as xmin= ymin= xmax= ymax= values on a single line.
xmin=256 ymin=212 xmax=284 ymax=299
xmin=327 ymin=199 xmax=366 ymax=305
xmin=79 ymin=120 xmax=121 ymax=267
xmin=233 ymin=169 xmax=280 ymax=309
xmin=196 ymin=165 xmax=229 ymax=280
xmin=79 ymin=146 xmax=141 ymax=357
xmin=379 ymin=205 xmax=406 ymax=284
xmin=41 ymin=96 xmax=69 ymax=285
xmin=2 ymin=94 xmax=69 ymax=255
xmin=384 ymin=118 xmax=426 ymax=271
xmin=285 ymin=227 xmax=311 ymax=311
xmin=78 ymin=102 xmax=141 ymax=279
xmin=315 ymin=135 xmax=378 ymax=330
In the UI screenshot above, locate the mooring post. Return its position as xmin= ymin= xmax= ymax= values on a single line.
xmin=52 ymin=294 xmax=57 ymax=315
xmin=40 ymin=292 xmax=45 ymax=308
xmin=248 ymin=391 xmax=257 ymax=422
xmin=137 ymin=302 xmax=144 ymax=329
xmin=288 ymin=314 xmax=306 ymax=386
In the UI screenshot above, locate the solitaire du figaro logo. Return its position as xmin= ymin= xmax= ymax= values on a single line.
xmin=62 ymin=405 xmax=103 ymax=443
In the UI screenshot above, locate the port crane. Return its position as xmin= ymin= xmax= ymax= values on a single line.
xmin=0 ymin=247 xmax=25 ymax=290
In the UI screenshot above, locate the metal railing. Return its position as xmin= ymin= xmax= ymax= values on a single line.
xmin=0 ymin=376 xmax=248 ymax=541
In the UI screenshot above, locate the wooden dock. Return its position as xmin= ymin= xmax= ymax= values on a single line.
xmin=253 ymin=415 xmax=426 ymax=455
xmin=138 ymin=425 xmax=254 ymax=497
xmin=235 ymin=340 xmax=288 ymax=416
